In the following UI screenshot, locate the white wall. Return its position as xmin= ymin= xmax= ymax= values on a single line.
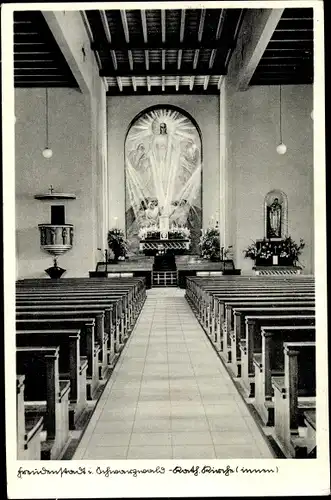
xmin=15 ymin=88 xmax=96 ymax=278
xmin=107 ymin=95 xmax=220 ymax=232
xmin=15 ymin=85 xmax=314 ymax=278
xmin=226 ymin=83 xmax=314 ymax=274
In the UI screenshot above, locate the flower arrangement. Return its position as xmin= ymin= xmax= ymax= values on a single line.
xmin=243 ymin=236 xmax=305 ymax=265
xmin=107 ymin=228 xmax=128 ymax=261
xmin=278 ymin=236 xmax=305 ymax=262
xmin=199 ymin=228 xmax=220 ymax=261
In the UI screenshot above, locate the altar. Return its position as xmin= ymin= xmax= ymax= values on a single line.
xmin=139 ymin=215 xmax=190 ymax=256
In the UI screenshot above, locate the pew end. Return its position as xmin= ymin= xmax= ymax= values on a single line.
xmin=272 ymin=341 xmax=316 ymax=458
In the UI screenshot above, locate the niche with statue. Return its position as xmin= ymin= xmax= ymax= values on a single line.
xmin=243 ymin=190 xmax=305 ymax=269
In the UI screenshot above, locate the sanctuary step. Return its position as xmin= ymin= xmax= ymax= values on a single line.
xmin=152 ymin=271 xmax=177 ymax=287
xmin=153 ymin=254 xmax=177 ymax=271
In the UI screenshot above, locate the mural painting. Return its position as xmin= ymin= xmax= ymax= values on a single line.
xmin=125 ymin=107 xmax=202 ymax=254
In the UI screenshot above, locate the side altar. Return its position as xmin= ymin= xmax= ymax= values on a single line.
xmin=244 ymin=190 xmax=304 ymax=275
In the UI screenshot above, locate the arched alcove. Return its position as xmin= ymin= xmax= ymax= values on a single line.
xmin=264 ymin=189 xmax=288 ymax=239
xmin=124 ymin=106 xmax=202 ymax=254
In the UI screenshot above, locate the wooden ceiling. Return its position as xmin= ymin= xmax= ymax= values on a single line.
xmin=86 ymin=8 xmax=244 ymax=95
xmin=13 ymin=7 xmax=314 ymax=92
xmin=14 ymin=11 xmax=78 ymax=88
xmin=250 ymin=8 xmax=314 ymax=85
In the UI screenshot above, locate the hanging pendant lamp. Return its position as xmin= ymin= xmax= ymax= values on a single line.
xmin=276 ymin=85 xmax=287 ymax=155
xmin=42 ymin=88 xmax=53 ymax=159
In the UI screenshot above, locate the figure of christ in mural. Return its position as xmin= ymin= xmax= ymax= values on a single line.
xmin=125 ymin=108 xmax=202 ymax=254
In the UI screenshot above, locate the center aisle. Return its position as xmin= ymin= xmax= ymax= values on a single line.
xmin=74 ymin=288 xmax=274 ymax=460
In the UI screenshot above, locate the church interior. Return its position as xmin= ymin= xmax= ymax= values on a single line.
xmin=8 ymin=4 xmax=324 ymax=465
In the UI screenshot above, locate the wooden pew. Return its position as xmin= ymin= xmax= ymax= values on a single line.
xmin=16 ymin=297 xmax=119 ymax=353
xmin=16 ymin=284 xmax=144 ymax=348
xmin=216 ymin=296 xmax=314 ymax=355
xmin=15 ymin=305 xmax=110 ymax=378
xmin=16 ymin=277 xmax=147 ymax=332
xmin=16 ymin=288 xmax=133 ymax=343
xmin=16 ymin=318 xmax=98 ymax=399
xmin=16 ymin=277 xmax=146 ymax=313
xmin=17 ymin=291 xmax=128 ymax=344
xmin=186 ymin=275 xmax=314 ymax=311
xmin=230 ymin=307 xmax=315 ymax=378
xmin=194 ymin=279 xmax=314 ymax=317
xmin=272 ymin=341 xmax=316 ymax=457
xmin=16 ymin=329 xmax=87 ymax=429
xmin=238 ymin=309 xmax=315 ymax=396
xmin=212 ymin=291 xmax=314 ymax=335
xmin=303 ymin=409 xmax=316 ymax=458
xmin=16 ymin=346 xmax=70 ymax=460
xmin=254 ymin=326 xmax=315 ymax=425
xmin=186 ymin=277 xmax=314 ymax=325
xmin=17 ymin=375 xmax=44 ymax=460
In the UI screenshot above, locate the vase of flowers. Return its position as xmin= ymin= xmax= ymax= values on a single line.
xmin=107 ymin=228 xmax=128 ymax=263
xmin=199 ymin=228 xmax=220 ymax=261
xmin=278 ymin=236 xmax=305 ymax=266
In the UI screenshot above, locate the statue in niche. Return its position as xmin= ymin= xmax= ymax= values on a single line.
xmin=268 ymin=198 xmax=282 ymax=238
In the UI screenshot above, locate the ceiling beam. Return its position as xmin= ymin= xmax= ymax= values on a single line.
xmin=209 ymin=49 xmax=216 ymax=68
xmin=119 ymin=10 xmax=134 ymax=79
xmin=161 ymin=10 xmax=166 ymax=43
xmin=215 ymin=10 xmax=226 ymax=39
xmin=80 ymin=11 xmax=107 ymax=90
xmin=162 ymin=49 xmax=166 ymax=70
xmin=91 ymin=39 xmax=235 ymax=51
xmin=198 ymin=9 xmax=206 ymax=42
xmin=193 ymin=50 xmax=199 ymax=69
xmin=233 ymin=9 xmax=285 ymax=90
xmin=145 ymin=50 xmax=149 ymax=70
xmin=100 ymin=11 xmax=117 ymax=70
xmin=177 ymin=49 xmax=182 ymax=70
xmin=120 ymin=10 xmax=130 ymax=43
xmin=180 ymin=10 xmax=186 ymax=43
xmin=107 ymin=86 xmax=220 ymax=96
xmin=204 ymin=75 xmax=210 ymax=90
xmin=189 ymin=76 xmax=195 ymax=91
xmin=141 ymin=10 xmax=148 ymax=43
xmin=100 ymin=66 xmax=226 ymax=77
xmin=140 ymin=11 xmax=149 ymax=72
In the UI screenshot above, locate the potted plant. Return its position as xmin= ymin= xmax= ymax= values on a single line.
xmin=199 ymin=228 xmax=220 ymax=261
xmin=278 ymin=236 xmax=305 ymax=266
xmin=107 ymin=228 xmax=128 ymax=263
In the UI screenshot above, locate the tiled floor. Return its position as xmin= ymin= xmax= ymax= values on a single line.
xmin=73 ymin=288 xmax=274 ymax=460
